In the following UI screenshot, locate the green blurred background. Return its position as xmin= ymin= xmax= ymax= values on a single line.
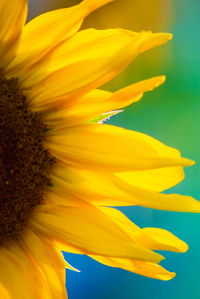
xmin=29 ymin=1 xmax=200 ymax=298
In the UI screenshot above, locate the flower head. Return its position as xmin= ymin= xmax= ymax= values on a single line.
xmin=0 ymin=0 xmax=199 ymax=297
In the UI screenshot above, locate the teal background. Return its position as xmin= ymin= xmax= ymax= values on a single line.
xmin=29 ymin=1 xmax=200 ymax=298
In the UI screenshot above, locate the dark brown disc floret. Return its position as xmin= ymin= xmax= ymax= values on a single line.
xmin=0 ymin=71 xmax=56 ymax=247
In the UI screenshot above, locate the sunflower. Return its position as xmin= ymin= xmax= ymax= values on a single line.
xmin=0 ymin=0 xmax=199 ymax=298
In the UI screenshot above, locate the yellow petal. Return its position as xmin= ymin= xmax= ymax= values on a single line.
xmin=22 ymin=230 xmax=68 ymax=299
xmin=51 ymin=165 xmax=200 ymax=212
xmin=142 ymin=228 xmax=188 ymax=253
xmin=44 ymin=206 xmax=181 ymax=280
xmin=55 ymin=240 xmax=83 ymax=255
xmin=19 ymin=28 xmax=138 ymax=88
xmin=28 ymin=32 xmax=171 ymax=109
xmin=90 ymin=255 xmax=175 ymax=281
xmin=41 ymin=88 xmax=112 ymax=127
xmin=105 ymin=75 xmax=166 ymax=110
xmin=45 ymin=189 xmax=89 ymax=208
xmin=0 ymin=0 xmax=27 ymax=67
xmin=5 ymin=0 xmax=114 ymax=77
xmin=43 ymin=76 xmax=165 ymax=128
xmin=20 ymin=30 xmax=171 ymax=90
xmin=51 ymin=165 xmax=129 ymax=206
xmin=31 ymin=205 xmax=163 ymax=263
xmin=0 ymin=246 xmax=51 ymax=299
xmin=0 ymin=285 xmax=10 ymax=299
xmin=97 ymin=207 xmax=188 ymax=253
xmin=116 ymin=166 xmax=184 ymax=193
xmin=140 ymin=32 xmax=173 ymax=53
xmin=46 ymin=124 xmax=193 ymax=172
xmin=113 ymin=174 xmax=200 ymax=212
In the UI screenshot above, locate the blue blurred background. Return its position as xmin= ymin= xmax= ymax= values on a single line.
xmin=29 ymin=1 xmax=200 ymax=298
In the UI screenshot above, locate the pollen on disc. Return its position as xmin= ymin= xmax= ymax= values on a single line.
xmin=0 ymin=71 xmax=56 ymax=247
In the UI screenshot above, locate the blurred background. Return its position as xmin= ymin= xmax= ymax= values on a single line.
xmin=28 ymin=1 xmax=200 ymax=298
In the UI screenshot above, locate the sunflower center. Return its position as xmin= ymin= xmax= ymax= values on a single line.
xmin=0 ymin=71 xmax=56 ymax=247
